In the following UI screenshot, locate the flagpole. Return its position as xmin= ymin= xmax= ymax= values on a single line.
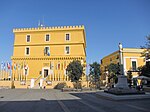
xmin=6 ymin=62 xmax=8 ymax=80
xmin=0 ymin=62 xmax=1 ymax=80
xmin=4 ymin=63 xmax=7 ymax=80
xmin=9 ymin=63 xmax=10 ymax=80
xmin=20 ymin=63 xmax=22 ymax=81
xmin=6 ymin=62 xmax=9 ymax=80
xmin=14 ymin=62 xmax=16 ymax=81
xmin=17 ymin=63 xmax=20 ymax=81
xmin=7 ymin=62 xmax=9 ymax=80
xmin=2 ymin=63 xmax=3 ymax=80
xmin=11 ymin=66 xmax=13 ymax=81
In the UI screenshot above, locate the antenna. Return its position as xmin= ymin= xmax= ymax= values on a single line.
xmin=38 ymin=17 xmax=45 ymax=27
xmin=42 ymin=16 xmax=45 ymax=27
xmin=38 ymin=20 xmax=41 ymax=27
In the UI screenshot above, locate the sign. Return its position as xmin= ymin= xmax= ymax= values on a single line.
xmin=43 ymin=63 xmax=49 ymax=67
xmin=30 ymin=79 xmax=35 ymax=88
xmin=40 ymin=78 xmax=44 ymax=88
xmin=47 ymin=81 xmax=52 ymax=85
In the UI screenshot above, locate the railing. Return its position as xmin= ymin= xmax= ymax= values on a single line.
xmin=34 ymin=75 xmax=42 ymax=87
xmin=44 ymin=75 xmax=50 ymax=81
xmin=43 ymin=75 xmax=51 ymax=86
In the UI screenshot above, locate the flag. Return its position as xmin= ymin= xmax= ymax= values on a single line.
xmin=64 ymin=69 xmax=66 ymax=76
xmin=18 ymin=63 xmax=21 ymax=70
xmin=3 ymin=63 xmax=6 ymax=70
xmin=24 ymin=63 xmax=28 ymax=75
xmin=44 ymin=47 xmax=50 ymax=56
xmin=1 ymin=62 xmax=3 ymax=70
xmin=64 ymin=61 xmax=66 ymax=69
xmin=57 ymin=62 xmax=60 ymax=70
xmin=7 ymin=62 xmax=11 ymax=69
xmin=56 ymin=64 xmax=57 ymax=70
xmin=47 ymin=49 xmax=50 ymax=56
xmin=11 ymin=63 xmax=13 ymax=70
xmin=24 ymin=64 xmax=28 ymax=70
xmin=14 ymin=62 xmax=16 ymax=70
xmin=61 ymin=63 xmax=63 ymax=70
xmin=21 ymin=62 xmax=24 ymax=69
xmin=50 ymin=62 xmax=52 ymax=69
xmin=50 ymin=61 xmax=54 ymax=69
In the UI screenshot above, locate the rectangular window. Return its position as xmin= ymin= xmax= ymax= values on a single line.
xmin=26 ymin=47 xmax=30 ymax=55
xmin=45 ymin=34 xmax=50 ymax=41
xmin=44 ymin=47 xmax=50 ymax=56
xmin=44 ymin=69 xmax=49 ymax=78
xmin=110 ymin=58 xmax=112 ymax=62
xmin=66 ymin=34 xmax=70 ymax=41
xmin=101 ymin=60 xmax=103 ymax=64
xmin=57 ymin=63 xmax=60 ymax=70
xmin=116 ymin=55 xmax=119 ymax=59
xmin=65 ymin=46 xmax=70 ymax=54
xmin=26 ymin=35 xmax=30 ymax=42
xmin=132 ymin=61 xmax=137 ymax=71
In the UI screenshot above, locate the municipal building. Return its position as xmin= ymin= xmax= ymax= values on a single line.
xmin=10 ymin=25 xmax=87 ymax=88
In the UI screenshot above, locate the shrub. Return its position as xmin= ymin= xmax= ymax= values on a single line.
xmin=54 ymin=82 xmax=67 ymax=89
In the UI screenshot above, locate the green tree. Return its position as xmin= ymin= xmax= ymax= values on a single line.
xmin=66 ymin=60 xmax=83 ymax=89
xmin=139 ymin=35 xmax=150 ymax=77
xmin=141 ymin=35 xmax=150 ymax=59
xmin=139 ymin=62 xmax=150 ymax=77
xmin=107 ymin=63 xmax=119 ymax=84
xmin=89 ymin=62 xmax=100 ymax=88
xmin=127 ymin=71 xmax=132 ymax=87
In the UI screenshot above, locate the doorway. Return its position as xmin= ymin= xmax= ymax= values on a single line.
xmin=44 ymin=69 xmax=48 ymax=78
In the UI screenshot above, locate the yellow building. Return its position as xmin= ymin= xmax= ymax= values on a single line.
xmin=100 ymin=48 xmax=146 ymax=85
xmin=11 ymin=25 xmax=86 ymax=88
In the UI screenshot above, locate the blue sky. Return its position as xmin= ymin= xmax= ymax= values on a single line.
xmin=0 ymin=0 xmax=150 ymax=64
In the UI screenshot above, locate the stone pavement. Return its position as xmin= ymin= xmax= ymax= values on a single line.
xmin=0 ymin=89 xmax=150 ymax=112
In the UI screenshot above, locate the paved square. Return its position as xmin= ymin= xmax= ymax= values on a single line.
xmin=0 ymin=89 xmax=150 ymax=112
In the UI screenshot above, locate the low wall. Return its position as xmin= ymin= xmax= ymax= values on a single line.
xmin=0 ymin=81 xmax=12 ymax=88
xmin=0 ymin=80 xmax=89 ymax=89
xmin=44 ymin=81 xmax=74 ymax=89
xmin=41 ymin=81 xmax=89 ymax=89
xmin=13 ymin=80 xmax=31 ymax=89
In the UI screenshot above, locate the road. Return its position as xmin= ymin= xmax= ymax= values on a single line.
xmin=0 ymin=89 xmax=150 ymax=112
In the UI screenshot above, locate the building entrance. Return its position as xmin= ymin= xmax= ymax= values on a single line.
xmin=44 ymin=69 xmax=48 ymax=78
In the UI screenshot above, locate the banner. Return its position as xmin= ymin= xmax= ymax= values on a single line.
xmin=17 ymin=63 xmax=21 ymax=70
xmin=3 ymin=62 xmax=6 ymax=70
xmin=14 ymin=62 xmax=16 ymax=70
xmin=58 ymin=63 xmax=60 ymax=70
xmin=64 ymin=61 xmax=66 ymax=69
xmin=1 ymin=62 xmax=3 ymax=70
xmin=7 ymin=62 xmax=11 ymax=69
xmin=61 ymin=63 xmax=63 ymax=70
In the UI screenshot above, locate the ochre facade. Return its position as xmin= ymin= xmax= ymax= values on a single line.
xmin=11 ymin=25 xmax=87 ymax=88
